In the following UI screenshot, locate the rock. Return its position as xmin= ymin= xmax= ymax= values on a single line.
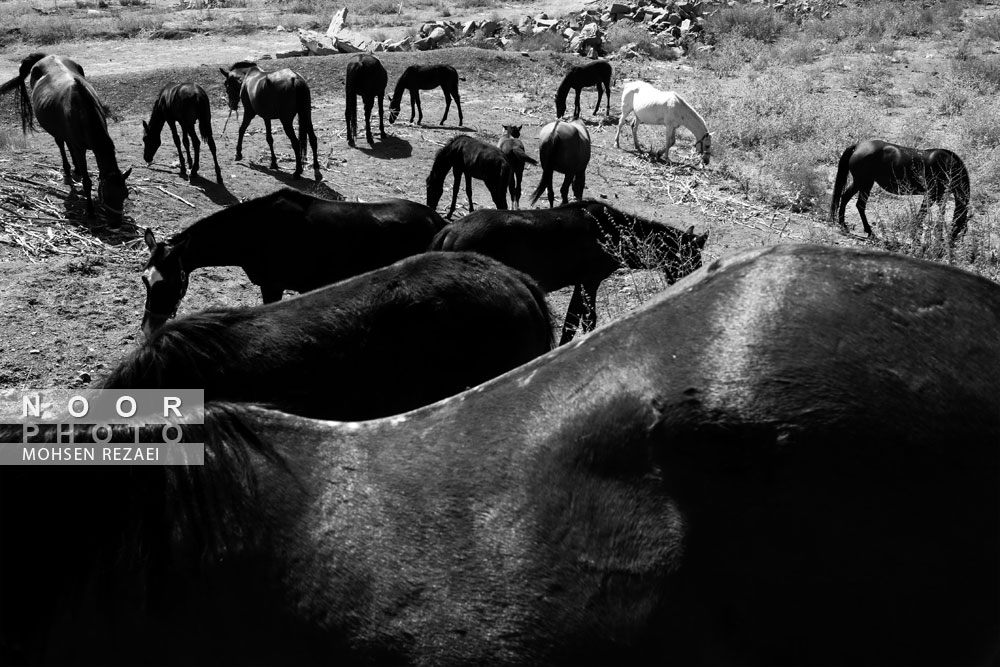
xmin=609 ymin=2 xmax=633 ymax=14
xmin=667 ymin=12 xmax=682 ymax=25
xmin=480 ymin=19 xmax=500 ymax=36
xmin=563 ymin=27 xmax=576 ymax=40
xmin=413 ymin=36 xmax=435 ymax=50
xmin=326 ymin=7 xmax=348 ymax=38
xmin=462 ymin=20 xmax=478 ymax=37
xmin=385 ymin=37 xmax=412 ymax=51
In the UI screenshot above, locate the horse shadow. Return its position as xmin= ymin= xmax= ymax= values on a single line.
xmin=59 ymin=192 xmax=144 ymax=245
xmin=189 ymin=173 xmax=240 ymax=206
xmin=357 ymin=134 xmax=413 ymax=160
xmin=242 ymin=161 xmax=345 ymax=200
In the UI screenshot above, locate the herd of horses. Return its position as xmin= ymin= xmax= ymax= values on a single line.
xmin=1 ymin=48 xmax=996 ymax=665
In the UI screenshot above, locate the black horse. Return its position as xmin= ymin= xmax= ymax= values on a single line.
xmin=830 ymin=138 xmax=970 ymax=243
xmin=7 ymin=244 xmax=1000 ymax=665
xmin=426 ymin=135 xmax=511 ymax=218
xmin=345 ymin=54 xmax=388 ymax=147
xmin=497 ymin=124 xmax=537 ymax=209
xmin=387 ymin=64 xmax=464 ymax=127
xmin=142 ymin=82 xmax=223 ymax=184
xmin=140 ymin=188 xmax=445 ymax=337
xmin=107 ymin=252 xmax=553 ymax=420
xmin=219 ymin=61 xmax=320 ymax=180
xmin=555 ymin=59 xmax=613 ymax=120
xmin=431 ymin=200 xmax=707 ymax=344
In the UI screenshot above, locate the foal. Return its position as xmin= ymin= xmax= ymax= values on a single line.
xmin=345 ymin=54 xmax=388 ymax=147
xmin=496 ymin=124 xmax=537 ymax=209
xmin=426 ymin=135 xmax=512 ymax=218
xmin=142 ymin=82 xmax=223 ymax=184
xmin=388 ymin=64 xmax=463 ymax=126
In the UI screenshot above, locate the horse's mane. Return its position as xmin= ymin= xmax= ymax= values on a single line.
xmin=102 ymin=308 xmax=258 ymax=390
xmin=428 ymin=135 xmax=465 ymax=178
xmin=229 ymin=60 xmax=258 ymax=71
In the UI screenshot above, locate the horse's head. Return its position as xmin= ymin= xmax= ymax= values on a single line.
xmin=555 ymin=95 xmax=567 ymax=119
xmin=98 ymin=167 xmax=131 ymax=223
xmin=502 ymin=124 xmax=522 ymax=139
xmin=426 ymin=173 xmax=443 ymax=211
xmin=661 ymin=226 xmax=708 ymax=284
xmin=141 ymin=228 xmax=190 ymax=338
xmin=219 ymin=64 xmax=252 ymax=111
xmin=697 ymin=132 xmax=712 ymax=165
xmin=141 ymin=120 xmax=160 ymax=164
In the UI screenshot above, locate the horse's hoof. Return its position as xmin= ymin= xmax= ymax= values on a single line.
xmin=235 ymin=154 xmax=243 ymax=161
xmin=270 ymin=163 xmax=280 ymax=170
xmin=314 ymin=171 xmax=323 ymax=182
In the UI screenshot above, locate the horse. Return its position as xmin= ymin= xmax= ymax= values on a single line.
xmin=387 ymin=64 xmax=463 ymax=127
xmin=615 ymin=80 xmax=712 ymax=165
xmin=430 ymin=199 xmax=707 ymax=344
xmin=107 ymin=252 xmax=553 ymax=420
xmin=7 ymin=243 xmax=1000 ymax=665
xmin=530 ymin=119 xmax=591 ymax=208
xmin=829 ymin=138 xmax=970 ymax=244
xmin=140 ymin=188 xmax=446 ymax=337
xmin=426 ymin=135 xmax=511 ymax=218
xmin=555 ymin=59 xmax=613 ymax=120
xmin=142 ymin=82 xmax=223 ymax=184
xmin=0 ymin=53 xmax=132 ymax=223
xmin=219 ymin=61 xmax=320 ymax=180
xmin=345 ymin=54 xmax=388 ymax=147
xmin=496 ymin=124 xmax=538 ymax=209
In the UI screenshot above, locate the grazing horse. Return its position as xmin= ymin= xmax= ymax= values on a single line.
xmin=108 ymin=252 xmax=553 ymax=420
xmin=345 ymin=54 xmax=388 ymax=147
xmin=426 ymin=135 xmax=511 ymax=218
xmin=0 ymin=53 xmax=131 ymax=222
xmin=142 ymin=82 xmax=223 ymax=184
xmin=7 ymin=243 xmax=1000 ymax=665
xmin=219 ymin=61 xmax=320 ymax=180
xmin=496 ymin=124 xmax=537 ymax=209
xmin=830 ymin=138 xmax=970 ymax=243
xmin=615 ymin=80 xmax=712 ymax=165
xmin=530 ymin=118 xmax=591 ymax=208
xmin=555 ymin=59 xmax=613 ymax=120
xmin=388 ymin=64 xmax=464 ymax=127
xmin=431 ymin=199 xmax=707 ymax=343
xmin=140 ymin=188 xmax=445 ymax=337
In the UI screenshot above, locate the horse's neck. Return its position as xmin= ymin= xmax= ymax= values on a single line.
xmin=390 ymin=76 xmax=407 ymax=106
xmin=146 ymin=99 xmax=167 ymax=134
xmin=675 ymin=97 xmax=708 ymax=138
xmin=90 ymin=127 xmax=123 ymax=179
xmin=556 ymin=79 xmax=572 ymax=102
xmin=180 ymin=208 xmax=251 ymax=270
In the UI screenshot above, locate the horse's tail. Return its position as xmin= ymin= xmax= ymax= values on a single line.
xmin=0 ymin=52 xmax=48 ymax=133
xmin=295 ymin=80 xmax=314 ymax=158
xmin=512 ymin=146 xmax=537 ymax=166
xmin=619 ymin=82 xmax=638 ymax=122
xmin=528 ymin=146 xmax=553 ymax=206
xmin=950 ymin=152 xmax=971 ymax=242
xmin=830 ymin=143 xmax=857 ymax=222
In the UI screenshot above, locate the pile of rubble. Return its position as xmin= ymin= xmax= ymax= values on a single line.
xmin=291 ymin=2 xmax=708 ymax=60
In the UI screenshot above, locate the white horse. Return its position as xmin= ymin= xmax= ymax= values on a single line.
xmin=614 ymin=80 xmax=712 ymax=165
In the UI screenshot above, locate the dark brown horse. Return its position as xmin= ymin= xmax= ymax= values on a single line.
xmin=219 ymin=61 xmax=320 ymax=180
xmin=108 ymin=252 xmax=553 ymax=420
xmin=7 ymin=244 xmax=999 ymax=665
xmin=140 ymin=188 xmax=445 ymax=337
xmin=345 ymin=54 xmax=388 ymax=147
xmin=426 ymin=134 xmax=512 ymax=218
xmin=387 ymin=64 xmax=463 ymax=126
xmin=431 ymin=200 xmax=707 ymax=343
xmin=142 ymin=82 xmax=223 ymax=184
xmin=555 ymin=59 xmax=613 ymax=120
xmin=0 ymin=53 xmax=131 ymax=222
xmin=830 ymin=138 xmax=970 ymax=244
xmin=530 ymin=118 xmax=591 ymax=208
xmin=497 ymin=124 xmax=537 ymax=209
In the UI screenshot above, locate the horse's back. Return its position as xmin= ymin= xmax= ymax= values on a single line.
xmin=29 ymin=55 xmax=106 ymax=143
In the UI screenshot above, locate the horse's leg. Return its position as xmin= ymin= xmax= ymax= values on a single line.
xmin=837 ymin=181 xmax=859 ymax=230
xmin=279 ymin=117 xmax=302 ymax=178
xmin=187 ymin=125 xmax=202 ymax=178
xmin=560 ymin=280 xmax=599 ymax=344
xmin=572 ymin=170 xmax=586 ymax=201
xmin=440 ymin=89 xmax=451 ymax=125
xmin=414 ymin=90 xmax=423 ymax=125
xmin=855 ymin=182 xmax=875 ymax=237
xmin=448 ymin=165 xmax=462 ymax=218
xmin=55 ymin=140 xmax=74 ymax=185
xmin=235 ymin=109 xmax=255 ymax=161
xmin=363 ymin=96 xmax=376 ymax=146
xmin=573 ymin=88 xmax=582 ymax=119
xmin=512 ymin=166 xmax=522 ymax=209
xmin=454 ymin=87 xmax=463 ymax=126
xmin=593 ymin=83 xmax=603 ymax=115
xmin=263 ymin=118 xmax=279 ymax=170
xmin=378 ymin=93 xmax=386 ymax=140
xmin=547 ymin=169 xmax=555 ymax=208
xmin=259 ymin=285 xmax=283 ymax=304
xmin=198 ymin=116 xmax=223 ymax=184
xmin=69 ymin=147 xmax=94 ymax=217
xmin=465 ymin=171 xmax=475 ymax=213
xmin=559 ymin=173 xmax=573 ymax=206
xmin=659 ymin=129 xmax=677 ymax=163
xmin=604 ymin=79 xmax=611 ymax=116
xmin=632 ymin=117 xmax=642 ymax=151
xmin=409 ymin=91 xmax=417 ymax=124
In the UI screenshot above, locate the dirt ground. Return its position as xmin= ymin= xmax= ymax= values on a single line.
xmin=0 ymin=14 xmax=855 ymax=391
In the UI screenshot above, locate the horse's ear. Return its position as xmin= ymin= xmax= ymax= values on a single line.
xmin=696 ymin=232 xmax=709 ymax=248
xmin=515 ymin=124 xmax=522 ymax=131
xmin=144 ymin=228 xmax=157 ymax=250
xmin=141 ymin=120 xmax=148 ymax=130
xmin=219 ymin=67 xmax=229 ymax=78
xmin=686 ymin=225 xmax=695 ymax=235
xmin=122 ymin=167 xmax=132 ymax=180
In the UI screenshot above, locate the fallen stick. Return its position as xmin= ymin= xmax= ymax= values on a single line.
xmin=155 ymin=186 xmax=196 ymax=208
